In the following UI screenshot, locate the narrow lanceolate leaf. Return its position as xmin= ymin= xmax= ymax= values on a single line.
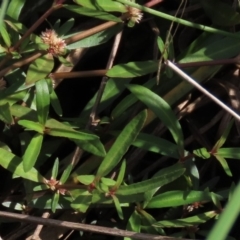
xmin=132 ymin=133 xmax=179 ymax=159
xmin=18 ymin=120 xmax=44 ymax=133
xmin=146 ymin=190 xmax=213 ymax=208
xmin=52 ymin=192 xmax=60 ymax=213
xmin=112 ymin=195 xmax=124 ymax=220
xmin=0 ymin=148 xmax=44 ymax=182
xmin=0 ymin=103 xmax=13 ymax=124
xmin=125 ymin=211 xmax=141 ymax=240
xmin=59 ymin=164 xmax=73 ymax=184
xmin=7 ymin=0 xmax=26 ymax=20
xmin=96 ymin=110 xmax=147 ymax=178
xmin=23 ymin=133 xmax=43 ymax=172
xmin=116 ymin=166 xmax=185 ymax=196
xmin=216 ymin=148 xmax=240 ymax=159
xmin=74 ymin=138 xmax=106 ymax=157
xmin=64 ymin=5 xmax=122 ymax=22
xmin=214 ymin=155 xmax=232 ymax=177
xmin=106 ymin=61 xmax=158 ymax=78
xmin=45 ymin=119 xmax=99 ymax=141
xmin=35 ymin=79 xmax=50 ymax=125
xmin=113 ymin=160 xmax=126 ymax=189
xmin=50 ymin=90 xmax=63 ymax=116
xmin=207 ymin=181 xmax=240 ymax=240
xmin=212 ymin=120 xmax=234 ymax=151
xmin=154 ymin=211 xmax=216 ymax=228
xmin=127 ymin=84 xmax=184 ymax=157
xmin=0 ymin=24 xmax=11 ymax=47
xmin=25 ymin=54 xmax=54 ymax=85
xmin=74 ymin=0 xmax=126 ymax=12
xmin=51 ymin=158 xmax=59 ymax=179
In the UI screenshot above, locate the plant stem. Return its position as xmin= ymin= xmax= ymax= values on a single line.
xmin=51 ymin=70 xmax=107 ymax=79
xmin=65 ymin=21 xmax=120 ymax=45
xmin=166 ymin=60 xmax=240 ymax=121
xmin=0 ymin=51 xmax=44 ymax=78
xmin=115 ymin=0 xmax=240 ymax=39
xmin=0 ymin=211 xmax=191 ymax=240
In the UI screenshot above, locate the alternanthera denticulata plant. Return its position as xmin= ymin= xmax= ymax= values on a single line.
xmin=0 ymin=0 xmax=240 ymax=239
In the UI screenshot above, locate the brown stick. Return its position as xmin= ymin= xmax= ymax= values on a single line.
xmin=0 ymin=211 xmax=192 ymax=240
xmin=51 ymin=69 xmax=107 ymax=79
xmin=65 ymin=21 xmax=120 ymax=45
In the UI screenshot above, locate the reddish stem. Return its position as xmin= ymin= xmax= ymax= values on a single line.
xmin=145 ymin=0 xmax=164 ymax=8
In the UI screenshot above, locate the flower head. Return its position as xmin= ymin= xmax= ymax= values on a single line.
xmin=126 ymin=6 xmax=143 ymax=23
xmin=40 ymin=29 xmax=66 ymax=56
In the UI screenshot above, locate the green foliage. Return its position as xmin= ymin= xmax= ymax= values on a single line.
xmin=0 ymin=0 xmax=240 ymax=239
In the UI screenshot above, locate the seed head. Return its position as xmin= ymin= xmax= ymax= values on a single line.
xmin=41 ymin=29 xmax=66 ymax=56
xmin=126 ymin=6 xmax=143 ymax=23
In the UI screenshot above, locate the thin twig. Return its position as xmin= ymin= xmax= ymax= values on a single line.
xmin=31 ymin=211 xmax=50 ymax=240
xmin=0 ymin=211 xmax=193 ymax=240
xmin=87 ymin=30 xmax=123 ymax=127
xmin=145 ymin=0 xmax=164 ymax=8
xmin=51 ymin=69 xmax=107 ymax=80
xmin=166 ymin=60 xmax=240 ymax=121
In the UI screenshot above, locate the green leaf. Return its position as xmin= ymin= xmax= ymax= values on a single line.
xmin=74 ymin=0 xmax=126 ymax=12
xmin=112 ymin=195 xmax=124 ymax=220
xmin=52 ymin=192 xmax=60 ymax=213
xmin=157 ymin=36 xmax=168 ymax=60
xmin=74 ymin=138 xmax=106 ymax=157
xmin=51 ymin=158 xmax=59 ymax=179
xmin=214 ymin=155 xmax=232 ymax=177
xmin=215 ymin=148 xmax=240 ymax=159
xmin=101 ymin=177 xmax=116 ymax=186
xmin=116 ymin=166 xmax=185 ymax=196
xmin=59 ymin=164 xmax=73 ymax=184
xmin=107 ymin=61 xmax=158 ymax=78
xmin=154 ymin=211 xmax=216 ymax=228
xmin=207 ymin=181 xmax=240 ymax=240
xmin=18 ymin=120 xmax=44 ymax=133
xmin=57 ymin=55 xmax=73 ymax=67
xmin=111 ymin=77 xmax=156 ymax=119
xmin=0 ymin=23 xmax=11 ymax=47
xmin=125 ymin=211 xmax=141 ymax=240
xmin=10 ymin=105 xmax=38 ymax=121
xmin=194 ymin=148 xmax=211 ymax=159
xmin=7 ymin=0 xmax=26 ymax=20
xmin=96 ymin=110 xmax=147 ymax=178
xmin=132 ymin=133 xmax=179 ymax=159
xmin=45 ymin=119 xmax=98 ymax=141
xmin=50 ymin=89 xmax=62 ymax=117
xmin=127 ymin=84 xmax=184 ymax=157
xmin=70 ymin=189 xmax=92 ymax=212
xmin=25 ymin=54 xmax=54 ymax=85
xmin=212 ymin=120 xmax=234 ymax=151
xmin=0 ymin=103 xmax=13 ymax=124
xmin=201 ymin=0 xmax=240 ymax=26
xmin=64 ymin=5 xmax=122 ymax=22
xmin=113 ymin=160 xmax=126 ymax=189
xmin=81 ymin=77 xmax=131 ymax=119
xmin=29 ymin=195 xmax=72 ymax=209
xmin=77 ymin=175 xmax=95 ymax=185
xmin=146 ymin=190 xmax=213 ymax=208
xmin=35 ymin=79 xmax=50 ymax=125
xmin=23 ymin=133 xmax=43 ymax=172
xmin=0 ymin=148 xmax=44 ymax=182
xmin=66 ymin=24 xmax=123 ymax=49
xmin=57 ymin=18 xmax=74 ymax=36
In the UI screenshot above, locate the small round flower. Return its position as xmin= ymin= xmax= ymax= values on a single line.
xmin=40 ymin=29 xmax=66 ymax=56
xmin=126 ymin=6 xmax=143 ymax=23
